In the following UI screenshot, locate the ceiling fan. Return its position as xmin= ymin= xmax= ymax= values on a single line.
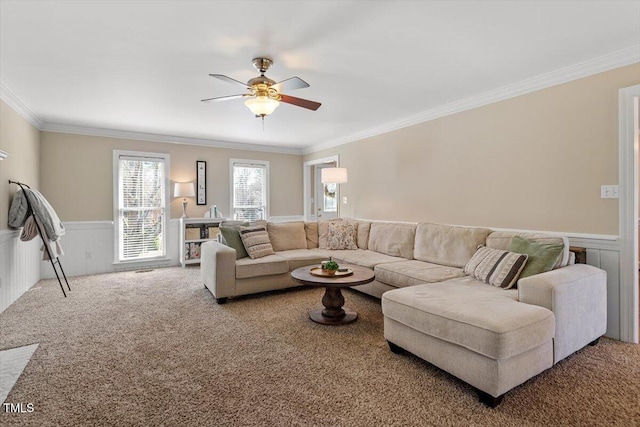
xmin=201 ymin=57 xmax=321 ymax=120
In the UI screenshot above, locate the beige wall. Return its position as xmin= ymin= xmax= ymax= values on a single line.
xmin=305 ymin=64 xmax=640 ymax=235
xmin=39 ymin=132 xmax=303 ymax=221
xmin=0 ymin=100 xmax=40 ymax=230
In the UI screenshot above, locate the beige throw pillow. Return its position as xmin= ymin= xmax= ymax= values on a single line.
xmin=267 ymin=221 xmax=307 ymax=251
xmin=464 ymin=246 xmax=528 ymax=289
xmin=326 ymin=222 xmax=358 ymax=250
xmin=304 ymin=222 xmax=319 ymax=249
xmin=239 ymin=225 xmax=275 ymax=259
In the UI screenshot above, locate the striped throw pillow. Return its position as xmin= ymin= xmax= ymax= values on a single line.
xmin=464 ymin=246 xmax=528 ymax=289
xmin=239 ymin=225 xmax=275 ymax=259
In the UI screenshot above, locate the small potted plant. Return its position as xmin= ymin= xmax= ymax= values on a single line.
xmin=322 ymin=257 xmax=340 ymax=276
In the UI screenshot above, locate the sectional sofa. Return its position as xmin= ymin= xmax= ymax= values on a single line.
xmin=200 ymin=219 xmax=607 ymax=406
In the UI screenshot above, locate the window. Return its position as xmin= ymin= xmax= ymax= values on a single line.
xmin=323 ymin=183 xmax=337 ymax=212
xmin=230 ymin=159 xmax=269 ymax=221
xmin=113 ymin=151 xmax=170 ymax=262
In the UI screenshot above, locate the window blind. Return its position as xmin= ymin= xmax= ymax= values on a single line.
xmin=118 ymin=155 xmax=167 ymax=261
xmin=232 ymin=162 xmax=267 ymax=221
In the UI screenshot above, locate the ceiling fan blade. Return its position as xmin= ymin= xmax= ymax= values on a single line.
xmin=272 ymin=77 xmax=310 ymax=92
xmin=279 ymin=94 xmax=321 ymax=111
xmin=201 ymin=94 xmax=248 ymax=103
xmin=209 ymin=74 xmax=250 ymax=88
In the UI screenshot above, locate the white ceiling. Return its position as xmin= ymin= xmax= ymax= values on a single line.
xmin=1 ymin=1 xmax=639 ymax=154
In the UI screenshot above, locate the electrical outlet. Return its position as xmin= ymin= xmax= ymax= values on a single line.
xmin=85 ymin=251 xmax=92 ymax=259
xmin=342 ymin=196 xmax=348 ymax=204
xmin=601 ymin=185 xmax=619 ymax=199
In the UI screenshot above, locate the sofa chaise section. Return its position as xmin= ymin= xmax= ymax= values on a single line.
xmin=381 ymin=227 xmax=607 ymax=406
xmin=382 ymin=277 xmax=555 ymax=405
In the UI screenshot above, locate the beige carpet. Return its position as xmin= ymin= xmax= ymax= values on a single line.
xmin=0 ymin=267 xmax=638 ymax=426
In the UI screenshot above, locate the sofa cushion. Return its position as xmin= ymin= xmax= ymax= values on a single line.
xmin=508 ymin=236 xmax=564 ymax=279
xmin=464 ymin=246 xmax=528 ymax=289
xmin=381 ymin=277 xmax=555 ymax=360
xmin=486 ymin=231 xmax=569 ymax=269
xmin=374 ymin=260 xmax=465 ymax=288
xmin=318 ymin=219 xmax=343 ymax=249
xmin=327 ymin=222 xmax=358 ymax=250
xmin=304 ymin=222 xmax=319 ymax=249
xmin=330 ymin=249 xmax=406 ymax=269
xmin=414 ymin=223 xmax=493 ymax=268
xmin=275 ymin=249 xmax=328 ymax=271
xmin=344 ymin=218 xmax=371 ymax=249
xmin=368 ymin=222 xmax=416 ymax=259
xmin=239 ymin=225 xmax=275 ymax=259
xmin=267 ymin=221 xmax=307 ymax=251
xmin=235 ymin=254 xmax=289 ymax=279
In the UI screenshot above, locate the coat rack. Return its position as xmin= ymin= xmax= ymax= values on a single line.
xmin=9 ymin=180 xmax=70 ymax=297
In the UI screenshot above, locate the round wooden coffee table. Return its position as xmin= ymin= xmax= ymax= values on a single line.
xmin=291 ymin=264 xmax=375 ymax=325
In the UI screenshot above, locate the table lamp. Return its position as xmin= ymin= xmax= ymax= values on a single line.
xmin=174 ymin=182 xmax=196 ymax=218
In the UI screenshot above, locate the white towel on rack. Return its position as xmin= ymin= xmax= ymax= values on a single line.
xmin=20 ymin=216 xmax=64 ymax=260
xmin=42 ymin=240 xmax=64 ymax=261
xmin=8 ymin=188 xmax=65 ymax=241
xmin=20 ymin=216 xmax=39 ymax=241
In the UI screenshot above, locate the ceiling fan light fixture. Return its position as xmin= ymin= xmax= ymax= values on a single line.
xmin=244 ymin=96 xmax=280 ymax=116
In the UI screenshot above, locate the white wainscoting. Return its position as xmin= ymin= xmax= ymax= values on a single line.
xmin=569 ymin=236 xmax=621 ymax=340
xmin=39 ymin=217 xmax=305 ymax=279
xmin=0 ymin=230 xmax=41 ymax=314
xmin=40 ymin=220 xmax=181 ymax=280
xmin=3 ymin=219 xmax=630 ymax=341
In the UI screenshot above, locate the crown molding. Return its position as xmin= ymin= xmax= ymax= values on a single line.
xmin=40 ymin=123 xmax=303 ymax=155
xmin=3 ymin=44 xmax=639 ymax=157
xmin=1 ymin=80 xmax=302 ymax=155
xmin=304 ymin=45 xmax=640 ymax=155
xmin=0 ymin=81 xmax=44 ymax=129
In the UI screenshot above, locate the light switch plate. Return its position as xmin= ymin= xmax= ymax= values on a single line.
xmin=342 ymin=196 xmax=348 ymax=204
xmin=601 ymin=185 xmax=619 ymax=199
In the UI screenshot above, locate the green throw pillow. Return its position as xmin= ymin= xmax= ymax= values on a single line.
xmin=219 ymin=223 xmax=249 ymax=259
xmin=508 ymin=236 xmax=563 ymax=279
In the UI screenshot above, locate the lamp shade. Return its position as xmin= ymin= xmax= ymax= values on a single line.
xmin=245 ymin=96 xmax=280 ymax=116
xmin=174 ymin=182 xmax=195 ymax=198
xmin=321 ymin=167 xmax=348 ymax=184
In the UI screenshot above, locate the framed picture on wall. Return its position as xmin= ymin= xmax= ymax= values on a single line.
xmin=196 ymin=161 xmax=206 ymax=205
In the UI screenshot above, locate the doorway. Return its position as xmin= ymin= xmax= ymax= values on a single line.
xmin=619 ymin=84 xmax=639 ymax=343
xmin=303 ymin=155 xmax=340 ymax=221
xmin=315 ymin=163 xmax=339 ymax=221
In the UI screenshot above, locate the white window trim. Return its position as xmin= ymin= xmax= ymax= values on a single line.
xmin=229 ymin=158 xmax=270 ymax=221
xmin=113 ymin=150 xmax=171 ymax=265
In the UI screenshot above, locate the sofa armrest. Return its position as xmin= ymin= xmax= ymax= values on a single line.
xmin=201 ymin=241 xmax=237 ymax=300
xmin=518 ymin=264 xmax=607 ymax=363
